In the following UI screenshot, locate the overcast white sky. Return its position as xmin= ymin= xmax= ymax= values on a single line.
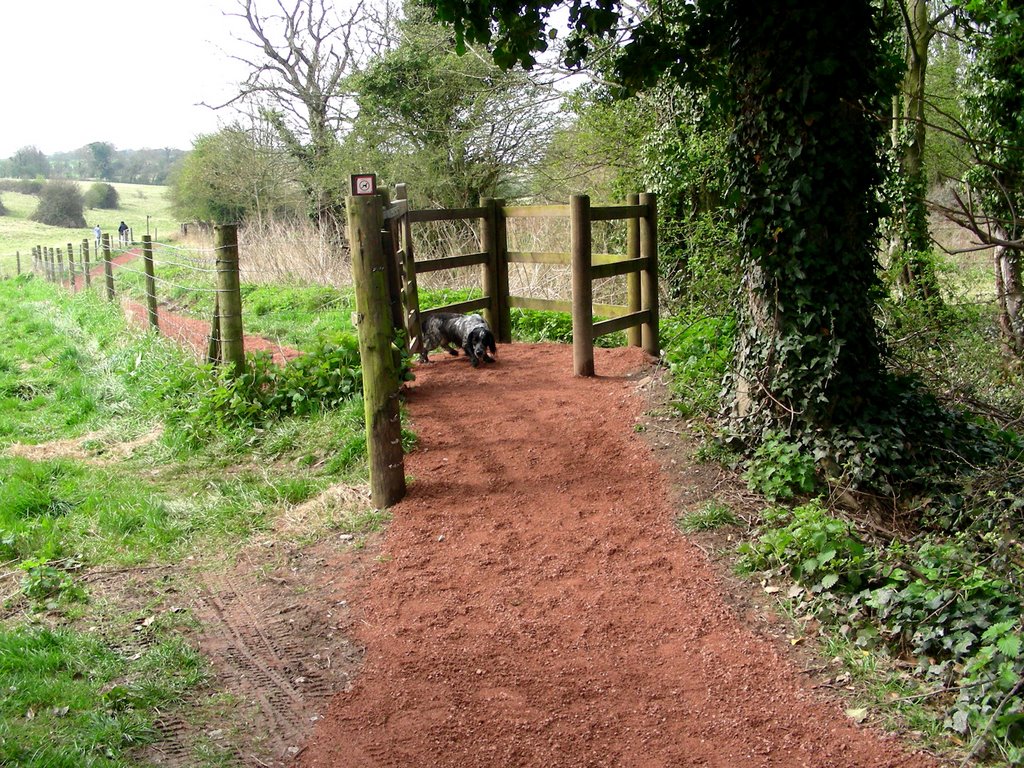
xmin=0 ymin=0 xmax=254 ymax=158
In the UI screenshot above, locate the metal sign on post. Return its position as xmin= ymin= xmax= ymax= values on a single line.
xmin=351 ymin=174 xmax=377 ymax=196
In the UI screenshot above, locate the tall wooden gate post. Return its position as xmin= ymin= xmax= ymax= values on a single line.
xmin=214 ymin=225 xmax=245 ymax=372
xmin=493 ymin=198 xmax=511 ymax=343
xmin=570 ymin=194 xmax=595 ymax=376
xmin=347 ymin=194 xmax=407 ymax=509
xmin=377 ymin=188 xmax=405 ymax=331
xmin=142 ymin=235 xmax=159 ymax=331
xmin=640 ymin=193 xmax=660 ymax=357
xmin=392 ymin=184 xmax=423 ymax=356
xmin=480 ymin=197 xmax=502 ymax=335
xmin=626 ymin=193 xmax=642 ymax=347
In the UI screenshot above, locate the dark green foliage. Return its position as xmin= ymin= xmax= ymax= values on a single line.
xmin=173 ymin=334 xmax=364 ymax=441
xmin=0 ymin=194 xmax=6 ymax=216
xmin=83 ymin=182 xmax=119 ymax=210
xmin=29 ymin=180 xmax=86 ymax=228
xmin=740 ymin=502 xmax=1024 ymax=761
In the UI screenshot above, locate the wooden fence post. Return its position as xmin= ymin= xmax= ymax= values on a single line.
xmin=394 ymin=185 xmax=423 ymax=356
xmin=626 ymin=193 xmax=642 ymax=347
xmin=15 ymin=251 xmax=20 ymax=275
xmin=206 ymin=294 xmax=222 ymax=364
xmin=377 ymin=188 xmax=404 ymax=331
xmin=347 ymin=194 xmax=407 ymax=509
xmin=49 ymin=248 xmax=57 ymax=282
xmin=214 ymin=225 xmax=245 ymax=372
xmin=570 ymin=194 xmax=595 ymax=377
xmin=82 ymin=239 xmax=91 ymax=288
xmin=141 ymin=235 xmax=159 ymax=331
xmin=67 ymin=242 xmax=77 ymax=290
xmin=481 ymin=197 xmax=501 ymax=334
xmin=493 ymin=198 xmax=511 ymax=343
xmin=640 ymin=192 xmax=660 ymax=357
xmin=56 ymin=248 xmax=65 ymax=284
xmin=103 ymin=234 xmax=115 ymax=301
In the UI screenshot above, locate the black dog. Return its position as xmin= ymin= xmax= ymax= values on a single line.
xmin=419 ymin=312 xmax=497 ymax=367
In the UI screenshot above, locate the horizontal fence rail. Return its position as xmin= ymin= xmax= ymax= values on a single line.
xmin=381 ymin=188 xmax=658 ymax=377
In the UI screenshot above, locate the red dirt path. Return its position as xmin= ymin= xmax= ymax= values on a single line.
xmin=70 ymin=250 xmax=301 ymax=365
xmin=296 ymin=344 xmax=938 ymax=768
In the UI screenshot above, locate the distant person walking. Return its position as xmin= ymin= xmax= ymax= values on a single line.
xmin=93 ymin=224 xmax=101 ymax=250
xmin=118 ymin=221 xmax=129 ymax=246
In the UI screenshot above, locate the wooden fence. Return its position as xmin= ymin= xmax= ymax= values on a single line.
xmin=24 ymin=227 xmax=248 ymax=370
xmin=348 ymin=186 xmax=660 ymax=509
xmin=381 ymin=187 xmax=659 ymax=376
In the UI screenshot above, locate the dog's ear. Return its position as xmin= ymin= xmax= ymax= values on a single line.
xmin=486 ymin=331 xmax=497 ymax=354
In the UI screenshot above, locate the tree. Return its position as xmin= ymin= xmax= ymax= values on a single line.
xmin=30 ymin=180 xmax=86 ymax=228
xmin=88 ymin=141 xmax=116 ymax=180
xmin=939 ymin=0 xmax=1024 ymax=359
xmin=884 ymin=0 xmax=956 ymax=302
xmin=212 ymin=0 xmax=370 ymax=223
xmin=8 ymin=146 xmax=50 ymax=179
xmin=346 ymin=3 xmax=558 ymax=208
xmin=168 ymin=125 xmax=304 ymax=223
xmin=83 ymin=182 xmax=120 ymax=210
xmin=427 ymin=0 xmax=905 ymax=482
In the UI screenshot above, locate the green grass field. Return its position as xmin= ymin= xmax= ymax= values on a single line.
xmin=0 ymin=181 xmax=178 ymax=277
xmin=0 ymin=275 xmax=378 ymax=766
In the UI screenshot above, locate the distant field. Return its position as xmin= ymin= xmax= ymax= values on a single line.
xmin=0 ymin=180 xmax=178 ymax=276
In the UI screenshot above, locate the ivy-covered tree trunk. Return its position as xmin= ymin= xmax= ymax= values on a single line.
xmin=725 ymin=0 xmax=893 ymax=444
xmin=887 ymin=0 xmax=942 ymax=303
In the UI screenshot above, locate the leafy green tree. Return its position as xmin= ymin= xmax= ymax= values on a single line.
xmin=345 ymin=3 xmax=557 ymax=208
xmin=83 ymin=182 xmax=119 ymax=210
xmin=168 ymin=125 xmax=303 ymax=223
xmin=30 ymin=180 xmax=86 ymax=228
xmin=427 ymin=0 xmax=907 ymax=480
xmin=954 ymin=0 xmax=1024 ymax=358
xmin=883 ymin=0 xmax=955 ymax=302
xmin=88 ymin=141 xmax=116 ymax=180
xmin=8 ymin=146 xmax=50 ymax=179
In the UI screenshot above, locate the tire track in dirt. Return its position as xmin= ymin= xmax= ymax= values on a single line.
xmin=296 ymin=343 xmax=940 ymax=768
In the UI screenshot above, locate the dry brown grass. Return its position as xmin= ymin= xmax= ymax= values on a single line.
xmin=172 ymin=206 xmax=640 ymax=307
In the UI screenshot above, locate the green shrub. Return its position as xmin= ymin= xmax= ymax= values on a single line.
xmin=83 ymin=182 xmax=119 ymax=210
xmin=0 ymin=194 xmax=6 ymax=216
xmin=0 ymin=178 xmax=44 ymax=194
xmin=737 ymin=500 xmax=872 ymax=592
xmin=743 ymin=431 xmax=818 ymax=500
xmin=172 ymin=333 xmax=368 ymax=443
xmin=29 ymin=180 xmax=86 ymax=228
xmin=661 ymin=312 xmax=735 ymax=416
xmin=740 ymin=503 xmax=1024 ymax=760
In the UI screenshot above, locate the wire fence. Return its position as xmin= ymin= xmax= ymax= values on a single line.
xmin=18 ymin=231 xmax=303 ymax=368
